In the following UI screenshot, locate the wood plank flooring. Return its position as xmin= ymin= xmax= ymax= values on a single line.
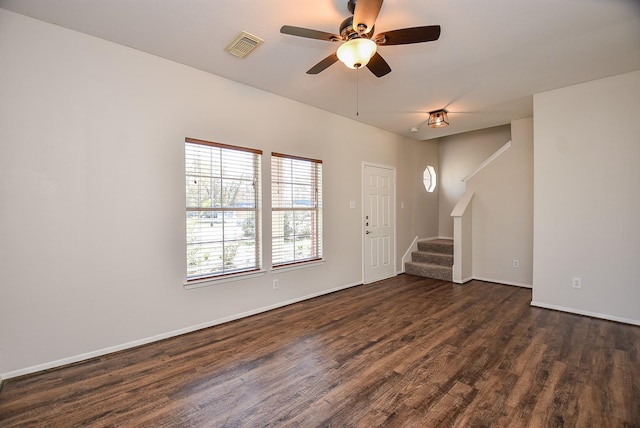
xmin=1 ymin=276 xmax=639 ymax=427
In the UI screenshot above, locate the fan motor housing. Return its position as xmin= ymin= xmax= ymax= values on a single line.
xmin=340 ymin=16 xmax=373 ymax=40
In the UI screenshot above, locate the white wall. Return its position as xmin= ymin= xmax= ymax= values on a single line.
xmin=398 ymin=142 xmax=440 ymax=245
xmin=0 ymin=10 xmax=439 ymax=377
xmin=438 ymin=125 xmax=511 ymax=237
xmin=533 ymin=70 xmax=640 ymax=324
xmin=465 ymin=118 xmax=534 ymax=287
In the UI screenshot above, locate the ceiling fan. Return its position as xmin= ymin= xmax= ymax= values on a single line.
xmin=280 ymin=0 xmax=441 ymax=77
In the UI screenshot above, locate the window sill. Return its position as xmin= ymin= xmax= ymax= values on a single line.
xmin=184 ymin=269 xmax=267 ymax=290
xmin=271 ymin=259 xmax=325 ymax=273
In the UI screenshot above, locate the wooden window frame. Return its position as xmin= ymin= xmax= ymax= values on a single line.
xmin=185 ymin=137 xmax=262 ymax=282
xmin=271 ymin=152 xmax=323 ymax=268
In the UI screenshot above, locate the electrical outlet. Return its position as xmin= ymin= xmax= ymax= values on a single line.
xmin=572 ymin=277 xmax=582 ymax=289
xmin=512 ymin=259 xmax=519 ymax=268
xmin=272 ymin=279 xmax=279 ymax=290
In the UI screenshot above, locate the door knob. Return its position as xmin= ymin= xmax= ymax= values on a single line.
xmin=366 ymin=230 xmax=371 ymax=234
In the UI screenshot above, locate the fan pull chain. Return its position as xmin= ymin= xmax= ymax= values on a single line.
xmin=356 ymin=67 xmax=360 ymax=117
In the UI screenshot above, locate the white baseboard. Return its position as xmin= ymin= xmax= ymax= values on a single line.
xmin=453 ymin=276 xmax=474 ymax=284
xmin=530 ymin=301 xmax=640 ymax=326
xmin=472 ymin=277 xmax=532 ymax=289
xmin=2 ymin=280 xmax=364 ymax=380
xmin=22 ymin=279 xmax=634 ymax=380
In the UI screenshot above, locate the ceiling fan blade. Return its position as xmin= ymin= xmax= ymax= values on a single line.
xmin=375 ymin=25 xmax=441 ymax=46
xmin=280 ymin=25 xmax=341 ymax=42
xmin=307 ymin=52 xmax=339 ymax=74
xmin=366 ymin=52 xmax=391 ymax=77
xmin=353 ymin=0 xmax=383 ymax=35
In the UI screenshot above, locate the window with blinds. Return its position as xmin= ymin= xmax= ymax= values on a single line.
xmin=271 ymin=153 xmax=323 ymax=267
xmin=185 ymin=138 xmax=261 ymax=281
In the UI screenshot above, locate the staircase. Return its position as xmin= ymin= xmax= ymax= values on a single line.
xmin=405 ymin=239 xmax=453 ymax=281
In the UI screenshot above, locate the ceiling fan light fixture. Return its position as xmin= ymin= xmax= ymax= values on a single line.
xmin=428 ymin=109 xmax=449 ymax=128
xmin=337 ymin=38 xmax=377 ymax=69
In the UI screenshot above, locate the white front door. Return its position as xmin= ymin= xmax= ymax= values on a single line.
xmin=363 ymin=163 xmax=396 ymax=284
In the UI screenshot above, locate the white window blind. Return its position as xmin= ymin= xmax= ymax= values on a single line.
xmin=271 ymin=153 xmax=323 ymax=267
xmin=185 ymin=138 xmax=261 ymax=281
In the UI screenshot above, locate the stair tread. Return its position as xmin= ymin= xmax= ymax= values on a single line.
xmin=417 ymin=239 xmax=454 ymax=255
xmin=410 ymin=252 xmax=452 ymax=267
xmin=406 ymin=239 xmax=454 ymax=281
xmin=413 ymin=249 xmax=453 ymax=254
xmin=405 ymin=261 xmax=452 ymax=281
xmin=405 ymin=261 xmax=451 ymax=269
xmin=412 ymin=250 xmax=453 ymax=257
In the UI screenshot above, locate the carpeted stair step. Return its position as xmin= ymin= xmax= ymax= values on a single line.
xmin=417 ymin=239 xmax=453 ymax=255
xmin=405 ymin=261 xmax=452 ymax=281
xmin=411 ymin=250 xmax=453 ymax=267
xmin=405 ymin=239 xmax=454 ymax=282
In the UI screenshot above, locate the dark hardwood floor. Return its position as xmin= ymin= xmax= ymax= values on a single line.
xmin=1 ymin=275 xmax=639 ymax=427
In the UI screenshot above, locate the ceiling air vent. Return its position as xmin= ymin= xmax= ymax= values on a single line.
xmin=225 ymin=31 xmax=264 ymax=58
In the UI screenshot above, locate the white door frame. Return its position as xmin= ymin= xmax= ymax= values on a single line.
xmin=362 ymin=162 xmax=397 ymax=284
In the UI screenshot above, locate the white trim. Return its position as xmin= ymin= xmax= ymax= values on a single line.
xmin=184 ymin=269 xmax=267 ymax=289
xmin=270 ymin=259 xmax=326 ymax=273
xmin=401 ymin=235 xmax=419 ymax=273
xmin=438 ymin=236 xmax=454 ymax=240
xmin=418 ymin=236 xmax=444 ymax=242
xmin=462 ymin=140 xmax=512 ymax=182
xmin=450 ymin=190 xmax=474 ymax=217
xmin=453 ymin=275 xmax=474 ymax=284
xmin=2 ymin=280 xmax=364 ymax=380
xmin=531 ymin=301 xmax=640 ymax=326
xmin=360 ymin=161 xmax=396 ymax=170
xmin=473 ymin=277 xmax=532 ymax=289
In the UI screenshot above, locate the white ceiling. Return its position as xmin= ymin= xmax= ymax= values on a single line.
xmin=2 ymin=0 xmax=639 ymax=140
